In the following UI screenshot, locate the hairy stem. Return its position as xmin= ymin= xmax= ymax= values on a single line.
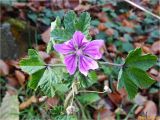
xmin=64 ymin=72 xmax=79 ymax=109
xmin=99 ymin=61 xmax=123 ymax=67
xmin=78 ymin=90 xmax=106 ymax=94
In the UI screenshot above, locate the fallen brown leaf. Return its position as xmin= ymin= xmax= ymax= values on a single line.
xmin=89 ymin=27 xmax=99 ymax=37
xmin=108 ymin=91 xmax=122 ymax=106
xmin=94 ymin=108 xmax=115 ymax=120
xmin=19 ymin=96 xmax=37 ymax=110
xmin=15 ymin=70 xmax=25 ymax=88
xmin=105 ymin=28 xmax=114 ymax=36
xmin=151 ymin=40 xmax=160 ymax=54
xmin=122 ymin=19 xmax=134 ymax=28
xmin=45 ymin=97 xmax=59 ymax=108
xmin=7 ymin=60 xmax=20 ymax=69
xmin=142 ymin=45 xmax=152 ymax=54
xmin=135 ymin=106 xmax=144 ymax=115
xmin=107 ymin=44 xmax=117 ymax=53
xmin=98 ymin=74 xmax=107 ymax=82
xmin=74 ymin=4 xmax=91 ymax=12
xmin=98 ymin=23 xmax=107 ymax=31
xmin=134 ymin=94 xmax=147 ymax=106
xmin=97 ymin=12 xmax=108 ymax=22
xmin=41 ymin=27 xmax=50 ymax=43
xmin=6 ymin=76 xmax=19 ymax=87
xmin=0 ymin=59 xmax=9 ymax=76
xmin=142 ymin=101 xmax=157 ymax=118
xmin=149 ymin=69 xmax=160 ymax=82
xmin=39 ymin=51 xmax=50 ymax=60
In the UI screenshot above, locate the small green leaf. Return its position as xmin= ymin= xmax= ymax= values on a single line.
xmin=51 ymin=17 xmax=61 ymax=31
xmin=117 ymin=48 xmax=157 ymax=99
xmin=88 ymin=71 xmax=97 ymax=82
xmin=20 ymin=49 xmax=65 ymax=97
xmin=77 ymin=93 xmax=100 ymax=106
xmin=78 ymin=71 xmax=98 ymax=88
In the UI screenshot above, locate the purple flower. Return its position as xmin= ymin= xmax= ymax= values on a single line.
xmin=54 ymin=31 xmax=104 ymax=76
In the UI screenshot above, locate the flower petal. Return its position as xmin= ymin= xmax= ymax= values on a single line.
xmin=78 ymin=55 xmax=98 ymax=76
xmin=72 ymin=31 xmax=88 ymax=48
xmin=64 ymin=54 xmax=77 ymax=75
xmin=83 ymin=40 xmax=104 ymax=59
xmin=54 ymin=40 xmax=75 ymax=54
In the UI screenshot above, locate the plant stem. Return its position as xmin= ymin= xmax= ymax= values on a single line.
xmin=78 ymin=90 xmax=106 ymax=94
xmin=99 ymin=61 xmax=123 ymax=67
xmin=124 ymin=104 xmax=138 ymax=120
xmin=64 ymin=73 xmax=79 ymax=109
xmin=75 ymin=98 xmax=88 ymax=120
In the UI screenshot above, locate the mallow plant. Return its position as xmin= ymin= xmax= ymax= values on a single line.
xmin=19 ymin=11 xmax=157 ymax=119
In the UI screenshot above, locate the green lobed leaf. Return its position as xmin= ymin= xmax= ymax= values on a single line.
xmin=51 ymin=28 xmax=72 ymax=42
xmin=50 ymin=11 xmax=91 ymax=43
xmin=125 ymin=48 xmax=157 ymax=71
xmin=75 ymin=12 xmax=91 ymax=36
xmin=28 ymin=69 xmax=45 ymax=89
xmin=19 ymin=49 xmax=45 ymax=75
xmin=20 ymin=49 xmax=65 ymax=97
xmin=117 ymin=48 xmax=157 ymax=99
xmin=126 ymin=67 xmax=155 ymax=89
xmin=64 ymin=10 xmax=77 ymax=34
xmin=38 ymin=67 xmax=64 ymax=97
xmin=122 ymin=72 xmax=138 ymax=99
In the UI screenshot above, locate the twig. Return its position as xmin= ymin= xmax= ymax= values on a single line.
xmin=123 ymin=0 xmax=160 ymax=20
xmin=99 ymin=61 xmax=123 ymax=67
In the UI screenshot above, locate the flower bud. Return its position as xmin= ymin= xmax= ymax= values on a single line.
xmin=66 ymin=105 xmax=77 ymax=115
xmin=104 ymin=85 xmax=112 ymax=93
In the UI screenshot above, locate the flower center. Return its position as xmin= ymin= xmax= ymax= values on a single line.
xmin=76 ymin=49 xmax=83 ymax=56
